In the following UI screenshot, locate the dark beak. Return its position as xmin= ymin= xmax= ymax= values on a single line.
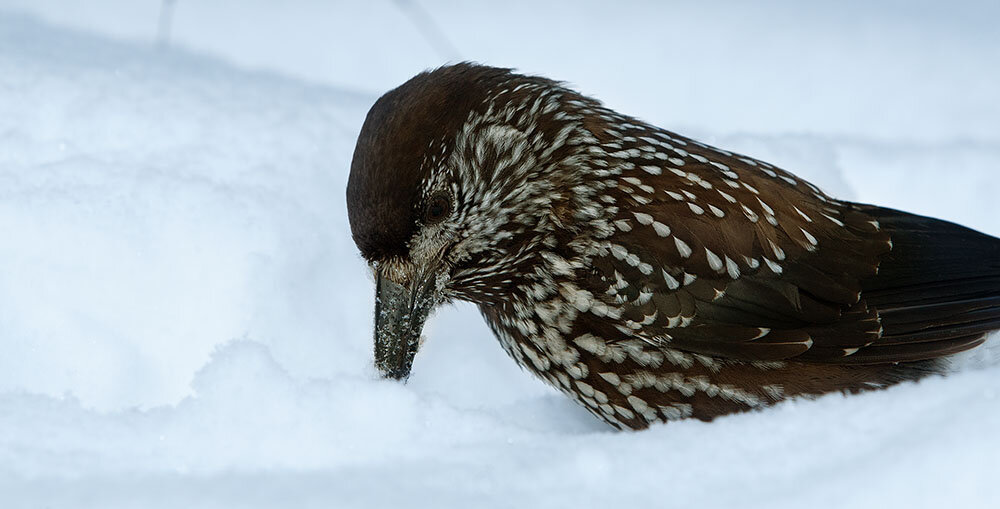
xmin=373 ymin=268 xmax=439 ymax=380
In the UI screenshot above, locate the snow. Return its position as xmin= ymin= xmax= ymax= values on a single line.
xmin=0 ymin=2 xmax=998 ymax=507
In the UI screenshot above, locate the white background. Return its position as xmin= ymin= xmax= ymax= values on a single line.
xmin=1 ymin=1 xmax=998 ymax=507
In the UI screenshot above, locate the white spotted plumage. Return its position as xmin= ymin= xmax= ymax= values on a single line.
xmin=351 ymin=64 xmax=998 ymax=430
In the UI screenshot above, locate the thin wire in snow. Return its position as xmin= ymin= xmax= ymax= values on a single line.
xmin=390 ymin=0 xmax=462 ymax=62
xmin=157 ymin=0 xmax=178 ymax=48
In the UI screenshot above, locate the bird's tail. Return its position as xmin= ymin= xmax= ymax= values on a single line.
xmin=848 ymin=204 xmax=1000 ymax=363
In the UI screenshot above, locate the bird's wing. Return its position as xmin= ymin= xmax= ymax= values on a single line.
xmin=578 ymin=125 xmax=998 ymax=364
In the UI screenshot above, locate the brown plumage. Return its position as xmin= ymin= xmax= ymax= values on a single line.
xmin=347 ymin=63 xmax=1000 ymax=430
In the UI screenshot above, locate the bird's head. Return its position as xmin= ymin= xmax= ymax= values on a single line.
xmin=347 ymin=63 xmax=602 ymax=380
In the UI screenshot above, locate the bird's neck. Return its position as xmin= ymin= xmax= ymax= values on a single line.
xmin=449 ymin=143 xmax=615 ymax=303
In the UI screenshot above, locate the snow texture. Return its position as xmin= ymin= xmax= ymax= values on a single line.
xmin=1 ymin=2 xmax=999 ymax=508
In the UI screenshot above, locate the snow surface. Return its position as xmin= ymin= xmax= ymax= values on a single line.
xmin=1 ymin=2 xmax=999 ymax=508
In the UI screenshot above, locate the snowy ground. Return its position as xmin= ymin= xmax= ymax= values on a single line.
xmin=1 ymin=2 xmax=999 ymax=508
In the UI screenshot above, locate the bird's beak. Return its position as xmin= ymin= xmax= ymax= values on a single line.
xmin=373 ymin=265 xmax=441 ymax=381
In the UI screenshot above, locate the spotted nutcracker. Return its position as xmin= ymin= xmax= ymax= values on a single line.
xmin=346 ymin=63 xmax=1000 ymax=430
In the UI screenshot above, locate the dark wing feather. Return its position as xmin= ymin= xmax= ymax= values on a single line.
xmin=580 ymin=118 xmax=1000 ymax=364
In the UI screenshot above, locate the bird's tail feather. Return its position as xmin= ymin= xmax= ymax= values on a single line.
xmin=842 ymin=205 xmax=1000 ymax=363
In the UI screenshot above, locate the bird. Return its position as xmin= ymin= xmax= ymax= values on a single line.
xmin=346 ymin=63 xmax=1000 ymax=430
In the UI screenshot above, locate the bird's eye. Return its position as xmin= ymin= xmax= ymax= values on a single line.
xmin=424 ymin=192 xmax=452 ymax=224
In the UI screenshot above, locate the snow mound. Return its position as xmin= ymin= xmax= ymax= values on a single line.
xmin=0 ymin=11 xmax=373 ymax=409
xmin=1 ymin=7 xmax=999 ymax=509
xmin=4 ymin=339 xmax=1000 ymax=509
